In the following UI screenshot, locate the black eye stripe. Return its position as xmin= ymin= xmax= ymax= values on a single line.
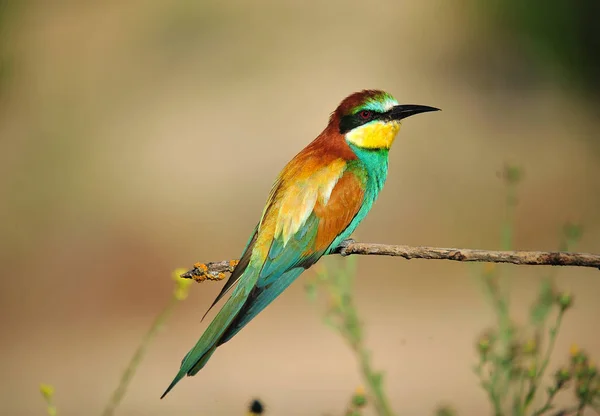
xmin=338 ymin=110 xmax=389 ymax=134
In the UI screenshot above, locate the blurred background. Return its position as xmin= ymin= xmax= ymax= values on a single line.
xmin=1 ymin=1 xmax=599 ymax=415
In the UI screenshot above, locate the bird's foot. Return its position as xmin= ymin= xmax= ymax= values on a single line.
xmin=338 ymin=238 xmax=355 ymax=256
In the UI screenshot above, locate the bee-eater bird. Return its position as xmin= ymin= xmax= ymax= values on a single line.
xmin=161 ymin=89 xmax=439 ymax=398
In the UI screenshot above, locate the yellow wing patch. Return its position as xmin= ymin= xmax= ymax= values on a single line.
xmin=345 ymin=120 xmax=401 ymax=149
xmin=273 ymin=158 xmax=346 ymax=246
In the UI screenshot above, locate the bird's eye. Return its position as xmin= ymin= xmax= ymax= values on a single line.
xmin=359 ymin=110 xmax=372 ymax=120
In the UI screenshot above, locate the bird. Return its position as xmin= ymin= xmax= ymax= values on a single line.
xmin=161 ymin=89 xmax=439 ymax=398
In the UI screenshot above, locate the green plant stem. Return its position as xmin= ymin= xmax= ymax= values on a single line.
xmin=501 ymin=182 xmax=518 ymax=251
xmin=531 ymin=387 xmax=559 ymax=416
xmin=314 ymin=258 xmax=394 ymax=416
xmin=480 ymin=272 xmax=513 ymax=416
xmin=513 ymin=370 xmax=528 ymax=416
xmin=475 ymin=361 xmax=503 ymax=416
xmin=472 ymin=172 xmax=522 ymax=416
xmin=355 ymin=346 xmax=393 ymax=416
xmin=334 ymin=304 xmax=394 ymax=416
xmin=527 ymin=309 xmax=565 ymax=413
xmin=487 ymin=365 xmax=504 ymax=416
xmin=101 ymin=295 xmax=179 ymax=416
xmin=41 ymin=395 xmax=57 ymax=416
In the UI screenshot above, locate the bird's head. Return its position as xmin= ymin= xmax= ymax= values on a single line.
xmin=331 ymin=90 xmax=439 ymax=150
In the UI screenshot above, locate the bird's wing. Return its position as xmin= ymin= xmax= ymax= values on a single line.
xmin=258 ymin=159 xmax=365 ymax=280
xmin=161 ymin=154 xmax=366 ymax=397
xmin=203 ymin=153 xmax=362 ymax=319
xmin=217 ymin=155 xmax=367 ymax=343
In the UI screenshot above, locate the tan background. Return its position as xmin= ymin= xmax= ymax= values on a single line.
xmin=1 ymin=1 xmax=599 ymax=415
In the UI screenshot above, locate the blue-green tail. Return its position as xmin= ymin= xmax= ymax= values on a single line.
xmin=160 ymin=265 xmax=260 ymax=399
xmin=160 ymin=266 xmax=304 ymax=398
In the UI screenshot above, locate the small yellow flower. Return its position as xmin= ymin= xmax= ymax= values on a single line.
xmin=570 ymin=345 xmax=588 ymax=369
xmin=172 ymin=268 xmax=193 ymax=300
xmin=570 ymin=344 xmax=580 ymax=357
xmin=351 ymin=385 xmax=367 ymax=407
xmin=40 ymin=383 xmax=54 ymax=400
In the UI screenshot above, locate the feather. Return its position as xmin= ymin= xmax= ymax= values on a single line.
xmin=161 ymin=151 xmax=366 ymax=398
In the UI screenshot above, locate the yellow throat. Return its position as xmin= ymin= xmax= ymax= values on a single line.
xmin=345 ymin=120 xmax=401 ymax=150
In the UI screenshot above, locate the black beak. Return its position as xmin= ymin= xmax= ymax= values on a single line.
xmin=389 ymin=104 xmax=440 ymax=121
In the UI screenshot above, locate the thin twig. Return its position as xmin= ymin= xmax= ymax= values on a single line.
xmin=181 ymin=239 xmax=600 ymax=281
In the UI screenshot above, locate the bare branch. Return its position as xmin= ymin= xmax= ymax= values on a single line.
xmin=181 ymin=239 xmax=600 ymax=282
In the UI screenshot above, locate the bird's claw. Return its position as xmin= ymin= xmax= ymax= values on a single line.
xmin=338 ymin=238 xmax=355 ymax=256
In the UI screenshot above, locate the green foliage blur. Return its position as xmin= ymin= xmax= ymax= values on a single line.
xmin=478 ymin=1 xmax=600 ymax=98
